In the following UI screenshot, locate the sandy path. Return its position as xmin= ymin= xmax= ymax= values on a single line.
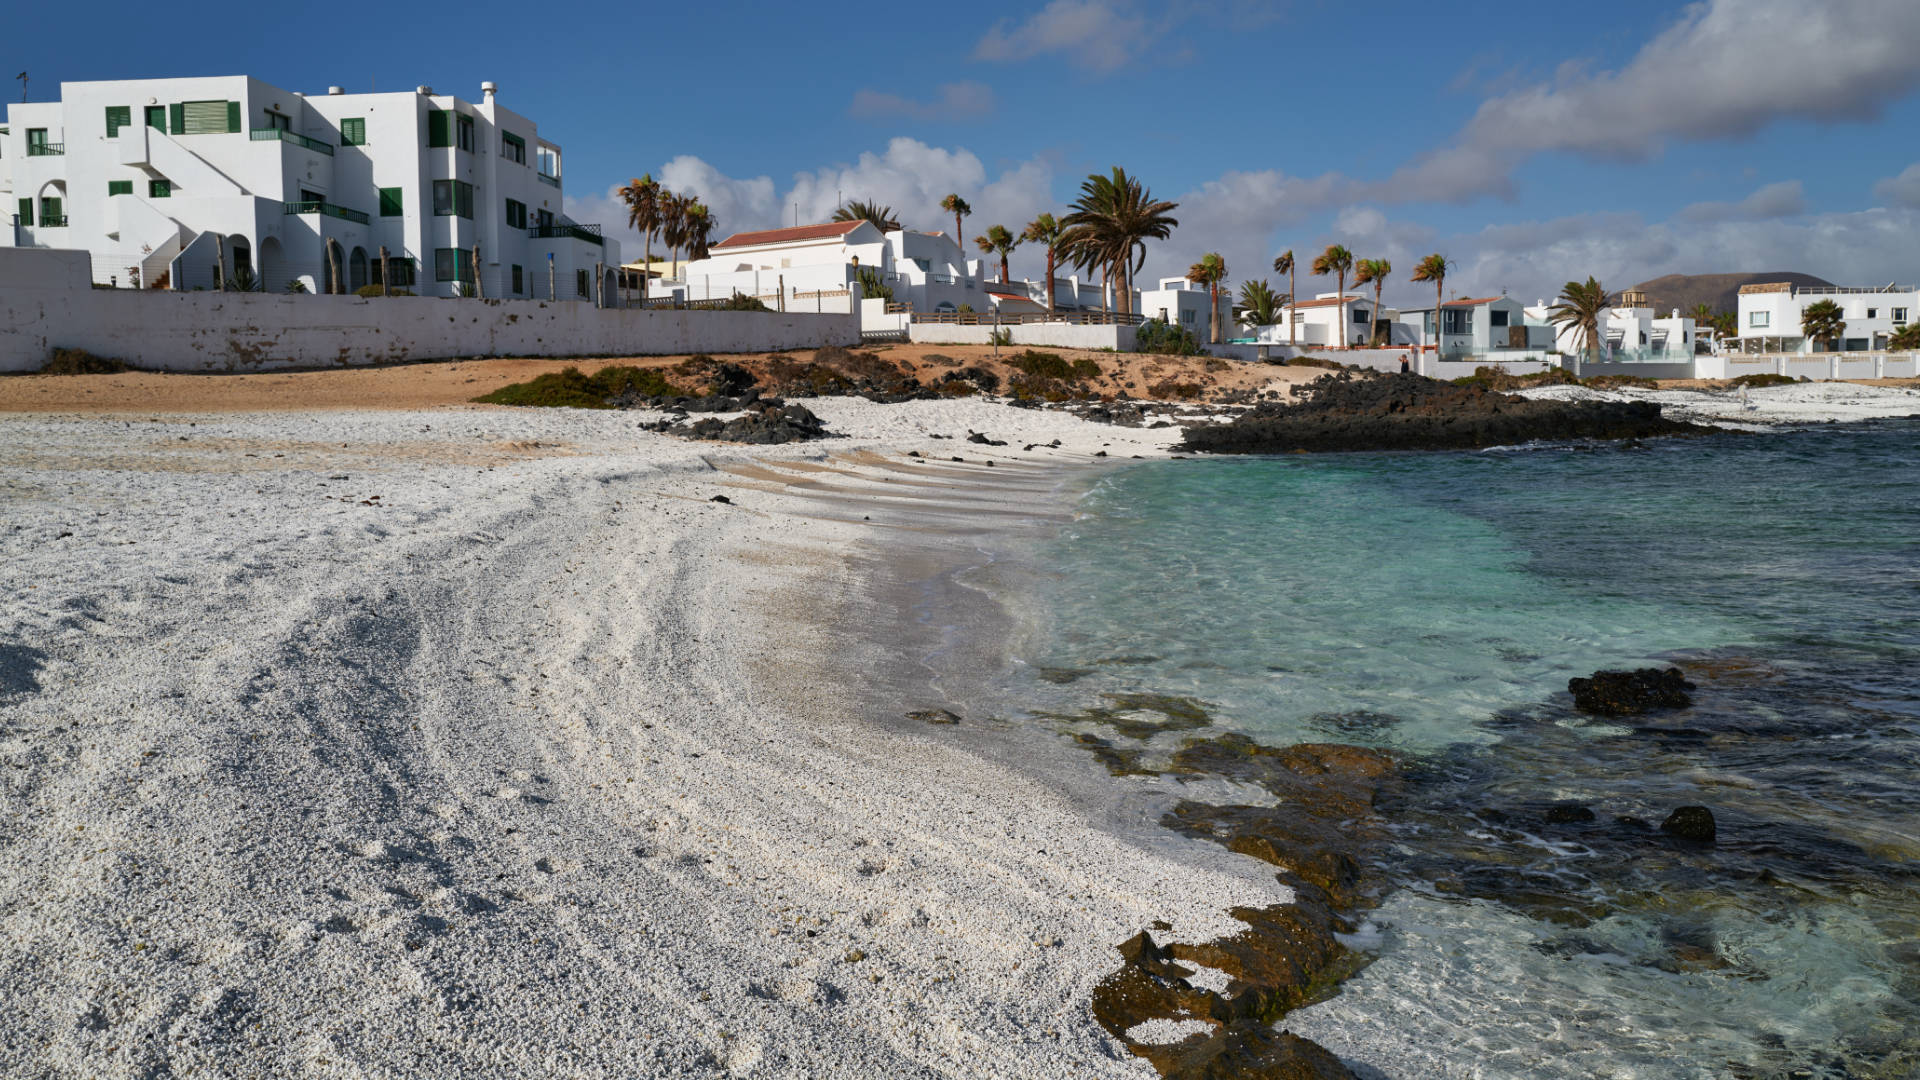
xmin=0 ymin=403 xmax=1279 ymax=1078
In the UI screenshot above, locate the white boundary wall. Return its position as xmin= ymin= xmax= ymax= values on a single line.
xmin=906 ymin=322 xmax=1137 ymax=351
xmin=1 ymin=248 xmax=857 ymax=373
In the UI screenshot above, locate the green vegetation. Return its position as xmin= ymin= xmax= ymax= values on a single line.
xmin=973 ymin=224 xmax=1021 ymax=285
xmin=1148 ymin=380 xmax=1203 ymax=400
xmin=1729 ymin=372 xmax=1796 ymax=389
xmin=854 ymin=266 xmax=893 ymax=303
xmin=1891 ymin=322 xmax=1920 ymax=351
xmin=719 ymin=291 xmax=770 ymax=311
xmin=1134 ymin=318 xmax=1204 ymax=356
xmin=1800 ymin=299 xmax=1845 ymax=351
xmin=1236 ymin=278 xmax=1285 ymax=327
xmin=1185 ymin=252 xmax=1228 ymax=344
xmin=1059 ymin=167 xmax=1179 ymax=318
xmin=473 ymin=364 xmax=685 ymax=408
xmin=40 ymin=348 xmax=129 ymax=374
xmin=1352 ymin=257 xmax=1392 ymax=346
xmin=1007 ymin=350 xmax=1100 ymax=380
xmin=830 ymin=199 xmax=900 ymax=231
xmin=1548 ymin=277 xmax=1610 ymax=363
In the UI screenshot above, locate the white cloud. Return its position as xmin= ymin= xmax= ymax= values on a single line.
xmin=1372 ymin=0 xmax=1920 ymax=203
xmin=1675 ymin=180 xmax=1806 ymax=223
xmin=849 ymin=82 xmax=996 ymax=122
xmin=974 ymin=0 xmax=1155 ymax=72
xmin=1872 ymin=162 xmax=1920 ymax=208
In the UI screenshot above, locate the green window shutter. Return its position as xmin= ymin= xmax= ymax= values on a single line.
xmin=146 ymin=105 xmax=167 ymax=132
xmin=41 ymin=197 xmax=61 ymax=220
xmin=341 ymin=118 xmax=365 ymax=146
xmin=169 ymin=103 xmax=185 ymax=134
xmin=379 ymin=187 xmax=403 ymax=216
xmin=17 ymin=199 xmax=31 ymax=227
xmin=427 ymin=110 xmax=450 ymax=148
xmin=227 ymin=101 xmax=241 ymax=133
xmin=180 ymin=100 xmax=230 ymax=135
xmin=150 ymin=179 xmax=171 ymax=199
xmin=108 ymin=180 xmax=133 ymax=196
xmin=105 ymin=106 xmax=131 ymax=137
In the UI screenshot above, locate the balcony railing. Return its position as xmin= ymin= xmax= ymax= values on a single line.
xmin=528 ymin=222 xmax=602 ymax=246
xmin=251 ymin=128 xmax=335 ymax=156
xmin=38 ymin=215 xmax=68 ymax=227
xmin=535 ymin=171 xmax=560 ymax=188
xmin=27 ymin=142 xmax=64 ymax=157
xmin=284 ymin=200 xmax=370 ymax=225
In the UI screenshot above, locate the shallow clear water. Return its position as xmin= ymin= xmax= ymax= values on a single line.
xmin=1019 ymin=424 xmax=1920 ymax=1079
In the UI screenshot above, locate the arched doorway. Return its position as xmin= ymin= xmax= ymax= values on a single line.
xmin=257 ymin=236 xmax=291 ymax=293
xmin=349 ymin=247 xmax=368 ymax=292
xmin=228 ymin=236 xmax=255 ymax=291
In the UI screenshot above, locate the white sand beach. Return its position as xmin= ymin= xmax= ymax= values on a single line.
xmin=0 ymin=398 xmax=1287 ymax=1078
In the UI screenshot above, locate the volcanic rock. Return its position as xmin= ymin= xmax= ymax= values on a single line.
xmin=1568 ymin=667 xmax=1695 ymax=715
xmin=1661 ymin=805 xmax=1717 ymax=843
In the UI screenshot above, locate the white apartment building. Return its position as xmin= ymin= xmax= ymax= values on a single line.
xmin=1139 ymin=277 xmax=1234 ymax=339
xmin=2 ymin=75 xmax=617 ymax=300
xmin=1519 ymin=291 xmax=1699 ymax=361
xmin=1260 ymin=292 xmax=1414 ymax=348
xmin=1736 ymin=282 xmax=1916 ymax=352
xmin=992 ymin=274 xmax=1110 ymax=313
xmin=679 ymin=221 xmax=991 ymax=313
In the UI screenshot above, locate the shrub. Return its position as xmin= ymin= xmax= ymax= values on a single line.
xmin=1584 ymin=374 xmax=1660 ymax=390
xmin=720 ymin=291 xmax=770 ymax=311
xmin=40 ymin=348 xmax=129 ymax=374
xmin=473 ymin=364 xmax=685 ymax=408
xmin=1148 ymin=380 xmax=1203 ymax=400
xmin=945 ymin=366 xmax=1001 ymax=393
xmin=988 ymin=327 xmax=1012 ymax=347
xmin=1204 ymin=357 xmax=1231 ymax=372
xmin=1729 ymin=372 xmax=1796 ymax=389
xmin=1452 ymin=366 xmax=1579 ymax=391
xmin=1286 ymin=355 xmax=1346 ymax=370
xmin=1134 ymin=318 xmax=1203 ymax=356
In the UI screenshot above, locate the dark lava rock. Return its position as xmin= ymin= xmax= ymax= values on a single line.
xmin=1568 ymin=667 xmax=1695 ymax=715
xmin=648 ymin=402 xmax=834 ymax=445
xmin=1178 ymin=371 xmax=1712 ymax=454
xmin=906 ymin=708 xmax=960 ymax=725
xmin=1546 ymin=803 xmax=1597 ymax=825
xmin=1661 ymin=805 xmax=1717 ymax=843
xmin=965 ymin=431 xmax=1008 ymax=446
xmin=708 ymin=495 xmax=731 ymax=504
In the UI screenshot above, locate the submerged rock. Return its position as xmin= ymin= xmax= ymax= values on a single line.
xmin=1179 ymin=371 xmax=1710 ymax=454
xmin=1568 ymin=667 xmax=1695 ymax=715
xmin=1661 ymin=805 xmax=1717 ymax=843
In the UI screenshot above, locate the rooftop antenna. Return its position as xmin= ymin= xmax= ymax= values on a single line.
xmin=16 ymin=72 xmax=26 ymax=102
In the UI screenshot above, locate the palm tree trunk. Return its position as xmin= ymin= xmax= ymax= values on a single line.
xmin=641 ymin=229 xmax=653 ymax=303
xmin=1373 ymin=282 xmax=1384 ymax=347
xmin=1289 ymin=266 xmax=1296 ymax=349
xmin=954 ymin=212 xmax=963 ymax=247
xmin=1045 ymin=248 xmax=1056 ymax=313
xmin=1435 ymin=279 xmax=1444 ymax=357
xmin=1000 ymin=253 xmax=1009 ymax=286
xmin=1337 ymin=271 xmax=1346 ymax=349
xmin=1210 ymin=282 xmax=1221 ymax=344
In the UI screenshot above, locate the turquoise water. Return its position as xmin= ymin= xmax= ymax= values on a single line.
xmin=1020 ymin=424 xmax=1920 ymax=1078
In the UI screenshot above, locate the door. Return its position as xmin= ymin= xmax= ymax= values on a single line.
xmin=145 ymin=106 xmax=167 ymax=132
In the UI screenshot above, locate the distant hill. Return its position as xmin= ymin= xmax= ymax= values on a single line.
xmin=1619 ymin=272 xmax=1835 ymax=317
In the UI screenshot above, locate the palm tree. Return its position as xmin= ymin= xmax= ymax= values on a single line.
xmin=1890 ymin=321 xmax=1920 ymax=351
xmin=683 ymin=203 xmax=717 ymax=261
xmin=1311 ymin=244 xmax=1355 ymax=347
xmin=1800 ymin=299 xmax=1845 ymax=353
xmin=1352 ymin=257 xmax=1392 ymax=346
xmin=1060 ymin=167 xmax=1179 ymax=317
xmin=1186 ymin=253 xmax=1228 ymax=344
xmin=618 ymin=173 xmax=663 ymax=300
xmin=1689 ymin=302 xmax=1715 ymax=326
xmin=1409 ymin=253 xmax=1451 ymax=355
xmin=832 ymin=199 xmax=901 ymax=231
xmin=1237 ymin=279 xmax=1284 ymax=328
xmin=1272 ymin=250 xmax=1296 ymax=348
xmin=974 ymin=225 xmax=1020 ymax=284
xmin=1548 ymin=277 xmax=1611 ymax=365
xmin=660 ymin=191 xmax=691 ymax=275
xmin=1022 ymin=213 xmax=1066 ymax=312
xmin=940 ymin=194 xmax=971 ymax=246
xmin=1712 ymin=310 xmax=1737 ymax=340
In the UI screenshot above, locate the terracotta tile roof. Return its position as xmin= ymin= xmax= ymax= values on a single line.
xmin=1442 ymin=296 xmax=1502 ymax=307
xmin=711 ymin=221 xmax=864 ymax=250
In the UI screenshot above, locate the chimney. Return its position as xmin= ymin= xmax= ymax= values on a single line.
xmin=327 ymin=86 xmax=344 ymax=96
xmin=417 ymin=85 xmax=433 ymax=95
xmin=481 ymin=81 xmax=498 ymax=103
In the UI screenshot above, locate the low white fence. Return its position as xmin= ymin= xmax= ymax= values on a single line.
xmin=1 ymin=248 xmax=859 ymax=373
xmin=906 ymin=321 xmax=1137 ymax=351
xmin=1700 ymin=353 xmax=1919 ymax=380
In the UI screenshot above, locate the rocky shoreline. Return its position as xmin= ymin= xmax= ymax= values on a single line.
xmin=1179 ymin=371 xmax=1713 ymax=454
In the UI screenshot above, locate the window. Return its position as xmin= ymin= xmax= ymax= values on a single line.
xmin=427 ymin=110 xmax=452 ymax=148
xmin=39 ymin=196 xmax=63 ymax=225
xmin=576 ymin=269 xmax=590 ymax=298
xmin=16 ymin=198 xmax=30 ymax=227
xmin=27 ymin=128 xmax=48 ymax=152
xmin=1894 ymin=308 xmax=1909 ymax=325
xmin=1443 ymin=309 xmax=1469 ymax=334
xmin=502 ymin=132 xmax=526 ymax=164
xmin=172 ymin=100 xmax=240 ymax=135
xmin=435 ymin=248 xmax=475 ymax=283
xmin=149 ymin=179 xmax=172 ymax=199
xmin=536 ymin=208 xmax=554 ymax=229
xmin=145 ymin=105 xmax=167 ymax=133
xmin=511 ymin=264 xmax=523 ymax=295
xmin=105 ymin=106 xmax=131 ymax=138
xmin=1490 ymin=308 xmax=1509 ymax=327
xmin=372 ymin=257 xmax=417 ymax=288
xmin=108 ymin=180 xmax=132 ymax=197
xmin=266 ymin=111 xmax=291 ymax=132
xmin=505 ymin=198 xmax=527 ymax=230
xmin=378 ymin=187 xmax=403 ymax=217
xmin=1750 ymin=311 xmax=1770 ymax=328
xmin=1866 ymin=307 xmax=1878 ymax=319
xmin=340 ymin=118 xmax=366 ymax=146
xmin=1352 ymin=306 xmax=1369 ymax=323
xmin=432 ymin=180 xmax=474 ymax=218
xmin=456 ymin=114 xmax=475 ymax=153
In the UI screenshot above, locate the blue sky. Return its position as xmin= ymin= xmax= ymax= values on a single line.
xmin=19 ymin=0 xmax=1920 ymax=306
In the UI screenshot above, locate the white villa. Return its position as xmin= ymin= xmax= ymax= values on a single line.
xmin=1257 ymin=292 xmax=1416 ymax=349
xmin=678 ymin=221 xmax=993 ymax=314
xmin=2 ymin=75 xmax=617 ymax=299
xmin=1139 ymin=277 xmax=1233 ymax=338
xmin=1518 ymin=290 xmax=1700 ymax=362
xmin=1736 ymin=281 xmax=1916 ymax=353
